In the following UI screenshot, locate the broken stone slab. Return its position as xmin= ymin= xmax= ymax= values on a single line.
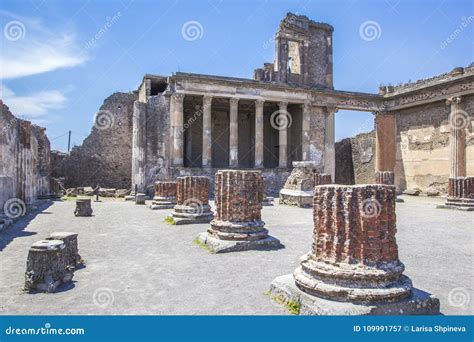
xmin=124 ymin=195 xmax=135 ymax=201
xmin=425 ymin=188 xmax=440 ymax=196
xmin=403 ymin=189 xmax=420 ymax=196
xmin=25 ymin=240 xmax=74 ymax=293
xmin=279 ymin=189 xmax=313 ymax=208
xmin=115 ymin=189 xmax=131 ymax=198
xmin=46 ymin=232 xmax=83 ymax=268
xmin=197 ymin=231 xmax=282 ymax=253
xmin=269 ymin=274 xmax=440 ymax=315
xmin=74 ymin=198 xmax=93 ymax=217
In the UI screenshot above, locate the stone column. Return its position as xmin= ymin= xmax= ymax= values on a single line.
xmin=302 ymin=102 xmax=311 ymax=161
xmin=229 ymin=98 xmax=239 ymax=167
xmin=131 ymin=100 xmax=147 ymax=192
xmin=202 ymin=95 xmax=213 ymax=168
xmin=323 ymin=107 xmax=336 ymax=180
xmin=314 ymin=173 xmax=332 ymax=185
xmin=269 ymin=184 xmax=440 ymax=315
xmin=375 ymin=112 xmax=396 ymax=173
xmin=278 ymin=101 xmax=288 ymax=168
xmin=150 ymin=181 xmax=177 ymax=210
xmin=375 ymin=171 xmax=395 ymax=185
xmin=46 ymin=232 xmax=82 ymax=268
xmin=447 ymin=96 xmax=466 ymax=178
xmin=170 ymin=176 xmax=213 ymax=224
xmin=254 ymin=99 xmax=264 ymax=168
xmin=197 ymin=170 xmax=281 ymax=253
xmin=171 ymin=93 xmax=185 ymax=167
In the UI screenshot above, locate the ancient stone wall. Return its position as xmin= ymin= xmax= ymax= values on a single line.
xmin=52 ymin=92 xmax=137 ymax=189
xmin=394 ymin=94 xmax=474 ymax=193
xmin=0 ymin=101 xmax=51 ymax=211
xmin=334 ymin=137 xmax=354 ymax=184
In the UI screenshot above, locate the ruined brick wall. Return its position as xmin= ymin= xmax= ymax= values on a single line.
xmin=0 ymin=101 xmax=51 ymax=210
xmin=395 ymin=95 xmax=474 ymax=193
xmin=52 ymin=92 xmax=137 ymax=189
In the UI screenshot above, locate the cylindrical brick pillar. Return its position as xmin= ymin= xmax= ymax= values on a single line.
xmin=209 ymin=170 xmax=266 ymax=241
xmin=197 ymin=170 xmax=281 ymax=253
xmin=314 ymin=173 xmax=332 ymax=186
xmin=25 ymin=240 xmax=73 ymax=292
xmin=171 ymin=176 xmax=213 ymax=224
xmin=375 ymin=171 xmax=395 ymax=185
xmin=448 ymin=177 xmax=474 ymax=199
xmin=151 ymin=181 xmax=177 ymax=209
xmin=294 ymin=184 xmax=412 ymax=303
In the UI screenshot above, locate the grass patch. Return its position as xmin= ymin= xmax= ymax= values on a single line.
xmin=164 ymin=216 xmax=176 ymax=225
xmin=193 ymin=238 xmax=216 ymax=254
xmin=265 ymin=291 xmax=300 ymax=315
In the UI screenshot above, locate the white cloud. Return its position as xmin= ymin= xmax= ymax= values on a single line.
xmin=1 ymin=85 xmax=66 ymax=118
xmin=0 ymin=11 xmax=88 ymax=79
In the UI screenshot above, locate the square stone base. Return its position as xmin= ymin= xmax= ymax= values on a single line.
xmin=197 ymin=232 xmax=282 ymax=253
xmin=279 ymin=189 xmax=313 ymax=208
xmin=269 ymin=274 xmax=440 ymax=315
xmin=170 ymin=213 xmax=213 ymax=225
xmin=437 ymin=199 xmax=474 ymax=211
xmin=149 ymin=203 xmax=175 ymax=210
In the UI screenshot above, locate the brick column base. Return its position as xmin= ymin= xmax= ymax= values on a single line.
xmin=170 ymin=176 xmax=213 ymax=224
xmin=150 ymin=181 xmax=177 ymax=210
xmin=438 ymin=177 xmax=474 ymax=211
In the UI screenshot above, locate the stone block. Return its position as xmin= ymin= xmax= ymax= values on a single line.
xmin=74 ymin=198 xmax=92 ymax=217
xmin=25 ymin=240 xmax=73 ymax=293
xmin=135 ymin=193 xmax=146 ymax=205
xmin=46 ymin=232 xmax=82 ymax=268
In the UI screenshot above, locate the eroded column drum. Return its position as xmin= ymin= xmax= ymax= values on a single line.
xmin=209 ymin=170 xmax=267 ymax=241
xmin=375 ymin=171 xmax=395 ymax=185
xmin=294 ymin=184 xmax=412 ymax=303
xmin=150 ymin=181 xmax=177 ymax=209
xmin=171 ymin=176 xmax=213 ymax=224
xmin=314 ymin=173 xmax=332 ymax=186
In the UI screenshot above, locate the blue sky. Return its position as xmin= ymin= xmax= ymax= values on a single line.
xmin=1 ymin=0 xmax=472 ymax=151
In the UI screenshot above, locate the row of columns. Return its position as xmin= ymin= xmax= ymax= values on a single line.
xmin=170 ymin=93 xmax=315 ymax=169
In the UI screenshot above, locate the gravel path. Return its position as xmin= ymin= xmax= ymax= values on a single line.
xmin=0 ymin=195 xmax=472 ymax=315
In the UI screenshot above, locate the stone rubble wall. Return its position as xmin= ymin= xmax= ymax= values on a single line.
xmin=0 ymin=101 xmax=51 ymax=211
xmin=51 ymin=92 xmax=137 ymax=189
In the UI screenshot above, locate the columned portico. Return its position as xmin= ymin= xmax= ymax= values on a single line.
xmin=255 ymin=99 xmax=264 ymax=168
xmin=171 ymin=93 xmax=185 ymax=166
xmin=446 ymin=96 xmax=466 ymax=178
xmin=229 ymin=98 xmax=239 ymax=167
xmin=278 ymin=101 xmax=288 ymax=168
xmin=202 ymin=95 xmax=213 ymax=168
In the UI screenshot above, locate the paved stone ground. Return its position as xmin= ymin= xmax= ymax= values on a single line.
xmin=0 ymin=195 xmax=472 ymax=315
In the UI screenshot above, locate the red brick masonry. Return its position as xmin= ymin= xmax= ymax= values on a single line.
xmin=448 ymin=177 xmax=474 ymax=199
xmin=176 ymin=176 xmax=210 ymax=205
xmin=375 ymin=171 xmax=395 ymax=185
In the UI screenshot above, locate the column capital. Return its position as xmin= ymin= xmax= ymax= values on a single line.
xmin=255 ymin=99 xmax=265 ymax=107
xmin=373 ymin=110 xmax=390 ymax=117
xmin=446 ymin=96 xmax=462 ymax=105
xmin=324 ymin=106 xmax=338 ymax=115
xmin=229 ymin=97 xmax=240 ymax=106
xmin=203 ymin=95 xmax=213 ymax=107
xmin=172 ymin=93 xmax=185 ymax=102
xmin=279 ymin=101 xmax=288 ymax=109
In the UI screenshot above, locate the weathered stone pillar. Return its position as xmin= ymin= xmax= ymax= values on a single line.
xmin=254 ymin=99 xmax=264 ymax=168
xmin=278 ymin=101 xmax=288 ymax=168
xmin=197 ymin=170 xmax=281 ymax=253
xmin=314 ymin=173 xmax=332 ymax=185
xmin=150 ymin=181 xmax=177 ymax=209
xmin=229 ymin=98 xmax=239 ymax=167
xmin=323 ymin=107 xmax=336 ymax=180
xmin=202 ymin=95 xmax=213 ymax=168
xmin=447 ymin=96 xmax=466 ymax=178
xmin=170 ymin=176 xmax=213 ymax=224
xmin=131 ymin=100 xmax=147 ymax=193
xmin=270 ymin=184 xmax=440 ymax=315
xmin=375 ymin=171 xmax=395 ymax=185
xmin=302 ymin=102 xmax=311 ymax=161
xmin=74 ymin=198 xmax=92 ymax=217
xmin=279 ymin=161 xmax=318 ymax=208
xmin=46 ymin=232 xmax=83 ymax=268
xmin=25 ymin=240 xmax=74 ymax=293
xmin=375 ymin=112 xmax=396 ymax=173
xmin=171 ymin=93 xmax=185 ymax=167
